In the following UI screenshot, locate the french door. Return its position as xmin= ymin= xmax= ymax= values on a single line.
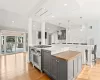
xmin=1 ymin=35 xmax=24 ymax=54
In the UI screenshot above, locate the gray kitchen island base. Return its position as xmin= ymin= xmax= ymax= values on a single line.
xmin=41 ymin=50 xmax=82 ymax=80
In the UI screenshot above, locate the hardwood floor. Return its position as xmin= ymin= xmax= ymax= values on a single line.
xmin=0 ymin=53 xmax=100 ymax=80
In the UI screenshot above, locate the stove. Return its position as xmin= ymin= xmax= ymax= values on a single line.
xmin=32 ymin=45 xmax=51 ymax=72
xmin=34 ymin=45 xmax=51 ymax=48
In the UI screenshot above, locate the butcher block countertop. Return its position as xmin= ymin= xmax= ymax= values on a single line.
xmin=53 ymin=50 xmax=81 ymax=61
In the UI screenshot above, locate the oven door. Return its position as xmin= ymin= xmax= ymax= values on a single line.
xmin=33 ymin=53 xmax=41 ymax=69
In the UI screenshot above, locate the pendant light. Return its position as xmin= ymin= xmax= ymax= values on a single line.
xmin=80 ymin=17 xmax=85 ymax=31
xmin=58 ymin=23 xmax=62 ymax=35
xmin=68 ymin=20 xmax=70 ymax=32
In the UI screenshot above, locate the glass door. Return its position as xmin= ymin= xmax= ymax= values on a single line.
xmin=1 ymin=36 xmax=4 ymax=53
xmin=1 ymin=33 xmax=25 ymax=54
xmin=6 ymin=36 xmax=16 ymax=53
xmin=16 ymin=36 xmax=24 ymax=53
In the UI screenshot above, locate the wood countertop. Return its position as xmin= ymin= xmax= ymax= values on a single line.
xmin=53 ymin=50 xmax=81 ymax=61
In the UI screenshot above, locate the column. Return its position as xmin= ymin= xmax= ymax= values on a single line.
xmin=4 ymin=36 xmax=6 ymax=54
xmin=28 ymin=17 xmax=33 ymax=62
xmin=0 ymin=32 xmax=1 ymax=54
xmin=28 ymin=17 xmax=33 ymax=46
xmin=15 ymin=36 xmax=17 ymax=53
xmin=66 ymin=28 xmax=70 ymax=44
xmin=41 ymin=21 xmax=45 ymax=45
xmin=23 ymin=33 xmax=26 ymax=52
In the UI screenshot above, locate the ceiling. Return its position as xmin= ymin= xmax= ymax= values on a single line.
xmin=33 ymin=0 xmax=100 ymax=28
xmin=0 ymin=0 xmax=43 ymax=31
xmin=0 ymin=0 xmax=100 ymax=31
xmin=32 ymin=21 xmax=65 ymax=34
xmin=0 ymin=0 xmax=42 ymax=15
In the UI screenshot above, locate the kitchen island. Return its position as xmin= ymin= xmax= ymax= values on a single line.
xmin=41 ymin=50 xmax=82 ymax=80
xmin=29 ymin=44 xmax=94 ymax=80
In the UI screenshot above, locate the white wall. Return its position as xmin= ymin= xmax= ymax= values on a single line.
xmin=51 ymin=32 xmax=59 ymax=44
xmin=32 ymin=21 xmax=100 ymax=58
xmin=51 ymin=31 xmax=66 ymax=44
xmin=66 ymin=22 xmax=100 ymax=58
xmin=87 ymin=21 xmax=100 ymax=58
xmin=32 ymin=21 xmax=49 ymax=45
xmin=69 ymin=27 xmax=87 ymax=43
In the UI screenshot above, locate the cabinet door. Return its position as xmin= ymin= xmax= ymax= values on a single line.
xmin=42 ymin=50 xmax=51 ymax=75
xmin=67 ymin=60 xmax=74 ymax=80
xmin=50 ymin=56 xmax=58 ymax=80
xmin=78 ymin=55 xmax=82 ymax=74
xmin=58 ymin=59 xmax=67 ymax=80
xmin=74 ymin=57 xmax=78 ymax=77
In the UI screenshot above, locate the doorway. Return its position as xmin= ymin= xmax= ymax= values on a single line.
xmin=0 ymin=30 xmax=26 ymax=54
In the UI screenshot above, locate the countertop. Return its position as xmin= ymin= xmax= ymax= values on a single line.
xmin=53 ymin=50 xmax=81 ymax=61
xmin=43 ymin=44 xmax=94 ymax=55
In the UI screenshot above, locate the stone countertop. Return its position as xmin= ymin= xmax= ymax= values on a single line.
xmin=43 ymin=44 xmax=94 ymax=55
xmin=53 ymin=50 xmax=81 ymax=61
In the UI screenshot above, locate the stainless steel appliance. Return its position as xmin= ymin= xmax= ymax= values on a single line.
xmin=32 ymin=45 xmax=51 ymax=72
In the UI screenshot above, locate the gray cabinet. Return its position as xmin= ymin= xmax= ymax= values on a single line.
xmin=50 ymin=56 xmax=67 ymax=80
xmin=50 ymin=56 xmax=58 ymax=80
xmin=41 ymin=49 xmax=82 ymax=80
xmin=41 ymin=49 xmax=51 ymax=75
xmin=57 ymin=58 xmax=67 ymax=80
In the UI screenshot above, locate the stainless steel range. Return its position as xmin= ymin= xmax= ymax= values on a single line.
xmin=32 ymin=45 xmax=51 ymax=72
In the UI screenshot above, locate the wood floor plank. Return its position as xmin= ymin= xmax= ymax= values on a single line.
xmin=0 ymin=53 xmax=100 ymax=80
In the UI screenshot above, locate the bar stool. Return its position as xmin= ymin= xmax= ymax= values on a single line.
xmin=92 ymin=45 xmax=97 ymax=65
xmin=85 ymin=49 xmax=88 ymax=65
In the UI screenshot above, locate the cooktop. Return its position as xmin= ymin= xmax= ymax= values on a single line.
xmin=34 ymin=45 xmax=51 ymax=48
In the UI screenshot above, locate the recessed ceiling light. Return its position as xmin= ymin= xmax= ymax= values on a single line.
xmin=64 ymin=4 xmax=67 ymax=6
xmin=33 ymin=25 xmax=35 ymax=26
xmin=43 ymin=8 xmax=46 ymax=10
xmin=12 ymin=21 xmax=14 ymax=23
xmin=80 ymin=29 xmax=82 ymax=31
xmin=52 ymin=16 xmax=55 ymax=18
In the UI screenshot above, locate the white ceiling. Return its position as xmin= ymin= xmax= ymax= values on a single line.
xmin=0 ymin=0 xmax=42 ymax=31
xmin=32 ymin=21 xmax=65 ymax=34
xmin=0 ymin=0 xmax=41 ymax=15
xmin=33 ymin=0 xmax=100 ymax=28
xmin=0 ymin=9 xmax=28 ymax=30
xmin=0 ymin=0 xmax=100 ymax=31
